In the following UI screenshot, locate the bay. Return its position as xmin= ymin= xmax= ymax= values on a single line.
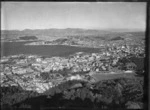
xmin=1 ymin=42 xmax=101 ymax=57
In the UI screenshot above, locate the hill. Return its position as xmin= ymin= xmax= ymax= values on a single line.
xmin=19 ymin=36 xmax=38 ymax=40
xmin=1 ymin=28 xmax=145 ymax=41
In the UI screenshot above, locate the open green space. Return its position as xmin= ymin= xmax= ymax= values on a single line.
xmin=91 ymin=72 xmax=137 ymax=82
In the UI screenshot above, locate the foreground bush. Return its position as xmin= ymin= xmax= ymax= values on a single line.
xmin=1 ymin=77 xmax=144 ymax=109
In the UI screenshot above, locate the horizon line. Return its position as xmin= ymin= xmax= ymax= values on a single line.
xmin=1 ymin=27 xmax=145 ymax=32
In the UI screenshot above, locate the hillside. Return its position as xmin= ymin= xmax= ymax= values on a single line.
xmin=1 ymin=77 xmax=144 ymax=109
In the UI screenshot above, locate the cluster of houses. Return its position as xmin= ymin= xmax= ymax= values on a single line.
xmin=0 ymin=42 xmax=144 ymax=93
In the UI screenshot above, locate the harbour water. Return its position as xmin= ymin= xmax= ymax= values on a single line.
xmin=1 ymin=41 xmax=101 ymax=57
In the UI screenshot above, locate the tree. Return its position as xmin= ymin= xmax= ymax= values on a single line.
xmin=40 ymin=72 xmax=50 ymax=80
xmin=125 ymin=62 xmax=137 ymax=70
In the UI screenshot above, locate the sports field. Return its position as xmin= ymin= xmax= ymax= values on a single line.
xmin=91 ymin=72 xmax=136 ymax=82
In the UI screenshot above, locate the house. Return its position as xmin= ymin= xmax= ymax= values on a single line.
xmin=36 ymin=58 xmax=42 ymax=62
xmin=68 ymin=75 xmax=82 ymax=80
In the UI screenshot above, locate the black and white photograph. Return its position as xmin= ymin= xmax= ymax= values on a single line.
xmin=1 ymin=2 xmax=147 ymax=109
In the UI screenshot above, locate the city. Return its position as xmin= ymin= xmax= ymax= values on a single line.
xmin=1 ymin=2 xmax=147 ymax=110
xmin=1 ymin=40 xmax=145 ymax=93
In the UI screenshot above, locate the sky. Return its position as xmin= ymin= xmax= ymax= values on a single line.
xmin=1 ymin=2 xmax=146 ymax=31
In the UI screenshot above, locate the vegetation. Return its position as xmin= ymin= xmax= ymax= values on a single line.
xmin=1 ymin=76 xmax=144 ymax=109
xmin=118 ymin=56 xmax=144 ymax=73
xmin=1 ymin=86 xmax=39 ymax=109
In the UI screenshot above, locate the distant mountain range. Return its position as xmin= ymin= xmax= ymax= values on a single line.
xmin=1 ymin=28 xmax=113 ymax=35
xmin=1 ymin=28 xmax=145 ymax=40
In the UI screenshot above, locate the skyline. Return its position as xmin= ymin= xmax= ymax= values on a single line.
xmin=1 ymin=2 xmax=146 ymax=31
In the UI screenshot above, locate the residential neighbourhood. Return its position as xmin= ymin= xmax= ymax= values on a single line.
xmin=1 ymin=42 xmax=144 ymax=93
